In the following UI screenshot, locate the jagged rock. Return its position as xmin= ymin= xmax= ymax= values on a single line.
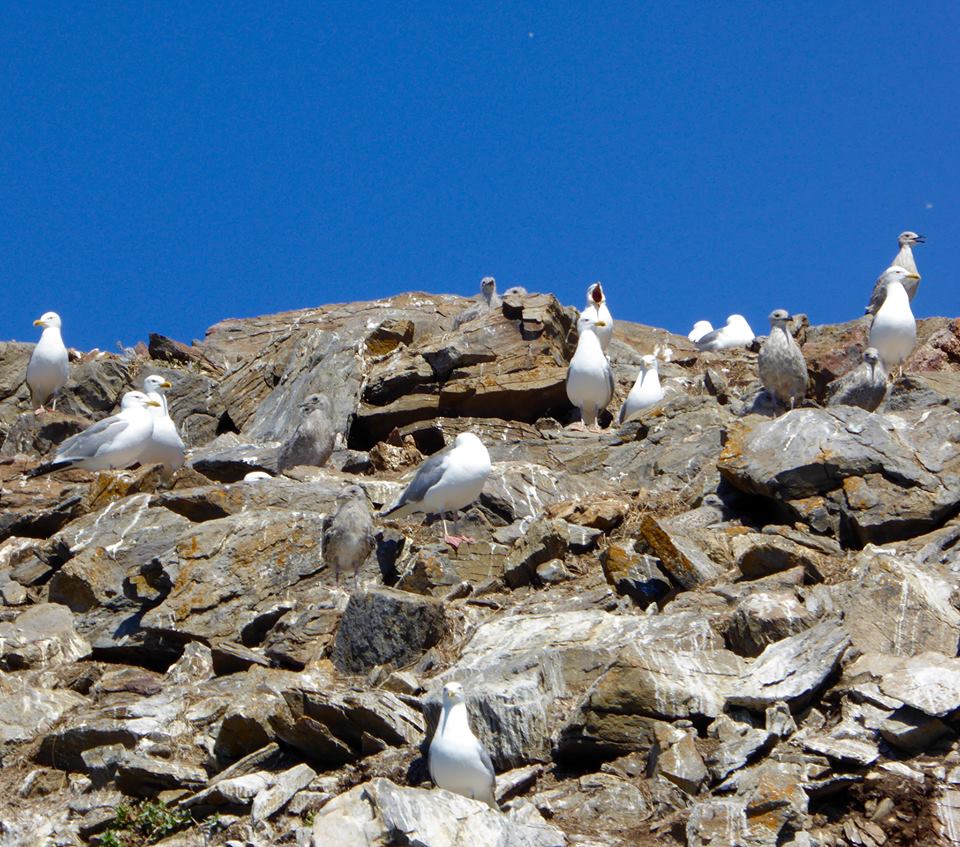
xmin=311 ymin=777 xmax=567 ymax=847
xmin=503 ymin=518 xmax=568 ymax=588
xmin=250 ymin=763 xmax=317 ymax=821
xmin=866 ymin=652 xmax=960 ymax=718
xmin=0 ymin=672 xmax=86 ymax=747
xmin=880 ymin=706 xmax=952 ymax=754
xmin=649 ymin=722 xmax=709 ymax=794
xmin=600 ymin=540 xmax=671 ymax=608
xmin=727 ymin=619 xmax=850 ymax=711
xmin=726 ymin=591 xmax=817 ymax=658
xmin=532 ymin=772 xmax=649 ymax=824
xmin=732 ymin=532 xmax=827 ymax=580
xmin=705 ymin=715 xmax=776 ymax=781
xmin=713 ymin=759 xmax=809 ymax=846
xmin=720 ymin=406 xmax=960 ymax=546
xmin=114 ymin=751 xmax=206 ymax=797
xmin=262 ymin=603 xmax=341 ymax=670
xmin=639 ymin=513 xmax=725 ymax=589
xmin=0 ymin=603 xmax=91 ymax=670
xmin=188 ymin=435 xmax=281 ymax=481
xmin=482 ymin=461 xmax=605 ymax=522
xmin=800 ymin=734 xmax=879 ymax=768
xmin=331 ymin=587 xmax=445 ymax=673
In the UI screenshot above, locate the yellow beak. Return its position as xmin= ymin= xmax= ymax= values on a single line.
xmin=906 ymin=272 xmax=921 ymax=280
xmin=160 ymin=380 xmax=172 ymax=389
xmin=594 ymin=320 xmax=607 ymax=328
xmin=33 ymin=319 xmax=44 ymax=327
xmin=147 ymin=399 xmax=162 ymax=408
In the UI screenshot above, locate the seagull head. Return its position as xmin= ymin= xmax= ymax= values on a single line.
xmin=337 ymin=484 xmax=367 ymax=503
xmin=453 ymin=432 xmax=483 ymax=450
xmin=33 ymin=311 xmax=62 ymax=329
xmin=577 ymin=315 xmax=604 ymax=336
xmin=898 ymin=231 xmax=925 ymax=247
xmin=587 ymin=282 xmax=605 ymax=306
xmin=726 ymin=314 xmax=750 ymax=328
xmin=863 ymin=347 xmax=881 ymax=367
xmin=767 ymin=309 xmax=792 ymax=328
xmin=442 ymin=681 xmax=466 ymax=705
xmin=299 ymin=393 xmax=332 ymax=414
xmin=121 ymin=391 xmax=162 ymax=410
xmin=480 ymin=276 xmax=496 ymax=294
xmin=641 ymin=354 xmax=659 ymax=371
xmin=880 ymin=265 xmax=921 ymax=288
xmin=143 ymin=375 xmax=173 ymax=393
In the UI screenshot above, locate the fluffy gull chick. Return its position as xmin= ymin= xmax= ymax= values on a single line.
xmin=454 ymin=277 xmax=502 ymax=328
xmin=429 ymin=681 xmax=498 ymax=811
xmin=139 ymin=375 xmax=186 ymax=475
xmin=619 ymin=354 xmax=665 ymax=423
xmin=277 ymin=394 xmax=336 ymax=471
xmin=26 ymin=311 xmax=69 ymax=414
xmin=566 ymin=314 xmax=614 ymax=431
xmin=826 ymin=348 xmax=888 ymax=411
xmin=380 ymin=432 xmax=491 ymax=549
xmin=869 ymin=266 xmax=919 ymax=375
xmin=758 ymin=309 xmax=808 ymax=413
xmin=866 ymin=232 xmax=925 ymax=315
xmin=28 ymin=391 xmax=160 ymax=476
xmin=580 ymin=282 xmax=613 ymax=352
xmin=687 ymin=320 xmax=714 ymax=343
xmin=695 ymin=315 xmax=755 ymax=351
xmin=323 ymin=484 xmax=376 ymax=585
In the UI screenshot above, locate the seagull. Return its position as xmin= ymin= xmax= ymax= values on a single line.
xmin=758 ymin=310 xmax=808 ymax=413
xmin=566 ymin=315 xmax=615 ymax=431
xmin=242 ymin=471 xmax=274 ymax=482
xmin=826 ymin=347 xmax=888 ymax=412
xmin=428 ymin=681 xmax=498 ymax=811
xmin=869 ymin=266 xmax=919 ymax=375
xmin=454 ymin=277 xmax=503 ymax=328
xmin=323 ymin=485 xmax=376 ymax=585
xmin=139 ymin=375 xmax=186 ymax=475
xmin=27 ymin=391 xmax=161 ymax=477
xmin=503 ymin=285 xmax=527 ymax=296
xmin=695 ymin=315 xmax=755 ymax=351
xmin=277 ymin=394 xmax=336 ymax=471
xmin=865 ymin=232 xmax=925 ymax=315
xmin=687 ymin=320 xmax=714 ymax=343
xmin=619 ymin=355 xmax=665 ymax=423
xmin=580 ymin=283 xmax=614 ymax=352
xmin=380 ymin=432 xmax=491 ymax=549
xmin=26 ymin=311 xmax=70 ymax=414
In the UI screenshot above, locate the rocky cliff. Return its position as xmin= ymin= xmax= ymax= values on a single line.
xmin=1 ymin=291 xmax=960 ymax=847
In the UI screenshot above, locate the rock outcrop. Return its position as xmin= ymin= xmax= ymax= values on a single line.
xmin=0 ymin=291 xmax=959 ymax=846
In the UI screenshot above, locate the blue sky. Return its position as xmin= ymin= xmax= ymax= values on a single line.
xmin=1 ymin=3 xmax=957 ymax=351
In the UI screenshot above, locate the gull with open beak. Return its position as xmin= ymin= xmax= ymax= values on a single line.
xmin=865 ymin=232 xmax=925 ymax=315
xmin=580 ymin=282 xmax=614 ymax=353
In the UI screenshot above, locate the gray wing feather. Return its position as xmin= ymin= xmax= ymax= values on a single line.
xmin=605 ymin=363 xmax=615 ymax=406
xmin=55 ymin=417 xmax=130 ymax=461
xmin=865 ymin=273 xmax=886 ymax=316
xmin=695 ymin=329 xmax=721 ymax=350
xmin=382 ymin=446 xmax=452 ymax=513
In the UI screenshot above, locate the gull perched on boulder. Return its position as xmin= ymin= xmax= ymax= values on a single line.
xmin=380 ymin=432 xmax=491 ymax=549
xmin=619 ymin=354 xmax=665 ymax=423
xmin=826 ymin=348 xmax=888 ymax=412
xmin=695 ymin=315 xmax=755 ymax=351
xmin=139 ymin=375 xmax=186 ymax=475
xmin=28 ymin=391 xmax=160 ymax=477
xmin=869 ymin=266 xmax=919 ymax=375
xmin=277 ymin=394 xmax=336 ymax=472
xmin=758 ymin=310 xmax=808 ymax=413
xmin=323 ymin=485 xmax=376 ymax=585
xmin=580 ymin=282 xmax=613 ymax=352
xmin=866 ymin=232 xmax=925 ymax=315
xmin=26 ymin=311 xmax=69 ymax=414
xmin=454 ymin=277 xmax=502 ymax=328
xmin=566 ymin=314 xmax=614 ymax=431
xmin=687 ymin=320 xmax=714 ymax=343
xmin=428 ymin=681 xmax=498 ymax=811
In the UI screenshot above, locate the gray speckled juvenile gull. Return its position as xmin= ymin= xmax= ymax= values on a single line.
xmin=866 ymin=231 xmax=925 ymax=315
xmin=26 ymin=311 xmax=69 ymax=413
xmin=826 ymin=347 xmax=888 ymax=411
xmin=323 ymin=484 xmax=376 ymax=585
xmin=758 ymin=309 xmax=808 ymax=413
xmin=276 ymin=393 xmax=335 ymax=471
xmin=428 ymin=681 xmax=498 ymax=811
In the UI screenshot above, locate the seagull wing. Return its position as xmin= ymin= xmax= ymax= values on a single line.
xmin=695 ymin=329 xmax=721 ymax=351
xmin=55 ymin=415 xmax=131 ymax=462
xmin=380 ymin=444 xmax=453 ymax=516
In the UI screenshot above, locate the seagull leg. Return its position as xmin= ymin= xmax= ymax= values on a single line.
xmin=444 ymin=512 xmax=476 ymax=550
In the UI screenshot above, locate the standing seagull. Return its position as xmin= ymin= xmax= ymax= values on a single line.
xmin=566 ymin=315 xmax=615 ymax=431
xmin=27 ymin=391 xmax=160 ymax=477
xmin=869 ymin=266 xmax=919 ymax=376
xmin=758 ymin=310 xmax=808 ymax=413
xmin=695 ymin=315 xmax=755 ymax=351
xmin=866 ymin=232 xmax=925 ymax=315
xmin=323 ymin=485 xmax=376 ymax=585
xmin=619 ymin=355 xmax=665 ymax=423
xmin=428 ymin=682 xmax=498 ymax=811
xmin=826 ymin=348 xmax=888 ymax=412
xmin=277 ymin=394 xmax=336 ymax=471
xmin=380 ymin=432 xmax=491 ymax=549
xmin=26 ymin=312 xmax=70 ymax=414
xmin=580 ymin=283 xmax=614 ymax=353
xmin=139 ymin=375 xmax=186 ymax=475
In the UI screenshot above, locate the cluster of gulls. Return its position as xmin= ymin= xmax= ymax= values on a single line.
xmin=15 ymin=229 xmax=926 ymax=811
xmin=566 ymin=230 xmax=926 ymax=428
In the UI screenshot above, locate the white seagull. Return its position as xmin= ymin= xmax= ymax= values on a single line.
xmin=869 ymin=266 xmax=919 ymax=375
xmin=26 ymin=311 xmax=70 ymax=414
xmin=380 ymin=432 xmax=491 ymax=549
xmin=139 ymin=375 xmax=186 ymax=475
xmin=580 ymin=282 xmax=614 ymax=352
xmin=866 ymin=232 xmax=925 ymax=315
xmin=566 ymin=314 xmax=615 ymax=431
xmin=619 ymin=354 xmax=665 ymax=423
xmin=428 ymin=681 xmax=498 ymax=811
xmin=687 ymin=320 xmax=714 ymax=343
xmin=28 ymin=391 xmax=161 ymax=477
xmin=695 ymin=315 xmax=755 ymax=351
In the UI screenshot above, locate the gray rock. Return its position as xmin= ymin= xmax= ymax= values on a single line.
xmin=600 ymin=540 xmax=671 ymax=608
xmin=114 ymin=751 xmax=206 ymax=797
xmin=331 ymin=588 xmax=445 ymax=674
xmin=649 ymin=723 xmax=709 ymax=795
xmin=726 ymin=591 xmax=817 ymax=658
xmin=0 ymin=673 xmax=86 ymax=748
xmin=0 ymin=603 xmax=90 ymax=670
xmin=250 ymin=763 xmax=317 ymax=822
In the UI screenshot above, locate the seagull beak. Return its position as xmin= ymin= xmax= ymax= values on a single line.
xmin=160 ymin=380 xmax=173 ymax=389
xmin=914 ymin=235 xmax=926 ymax=244
xmin=594 ymin=320 xmax=607 ymax=328
xmin=147 ymin=399 xmax=162 ymax=407
xmin=906 ymin=272 xmax=921 ymax=280
xmin=33 ymin=319 xmax=44 ymax=327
